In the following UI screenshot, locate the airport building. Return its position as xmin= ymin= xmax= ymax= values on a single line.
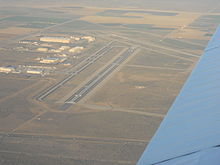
xmin=59 ymin=46 xmax=70 ymax=51
xmin=81 ymin=36 xmax=95 ymax=42
xmin=40 ymin=37 xmax=71 ymax=44
xmin=49 ymin=49 xmax=62 ymax=53
xmin=37 ymin=48 xmax=48 ymax=52
xmin=27 ymin=68 xmax=44 ymax=75
xmin=0 ymin=66 xmax=16 ymax=73
xmin=69 ymin=46 xmax=84 ymax=54
xmin=70 ymin=36 xmax=81 ymax=41
xmin=40 ymin=57 xmax=59 ymax=64
xmin=56 ymin=54 xmax=67 ymax=57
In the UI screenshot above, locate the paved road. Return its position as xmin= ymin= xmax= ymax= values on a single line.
xmin=36 ymin=41 xmax=114 ymax=101
xmin=61 ymin=47 xmax=136 ymax=110
xmin=111 ymin=33 xmax=200 ymax=58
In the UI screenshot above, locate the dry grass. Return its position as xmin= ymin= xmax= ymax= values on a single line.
xmin=80 ymin=12 xmax=200 ymax=27
xmin=0 ymin=33 xmax=16 ymax=40
xmin=0 ymin=27 xmax=37 ymax=35
xmin=168 ymin=27 xmax=208 ymax=39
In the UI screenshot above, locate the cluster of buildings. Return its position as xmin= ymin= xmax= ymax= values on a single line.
xmin=7 ymin=34 xmax=96 ymax=77
xmin=39 ymin=35 xmax=95 ymax=44
xmin=0 ymin=65 xmax=53 ymax=76
xmin=17 ymin=35 xmax=95 ymax=55
xmin=40 ymin=37 xmax=71 ymax=44
xmin=36 ymin=45 xmax=84 ymax=55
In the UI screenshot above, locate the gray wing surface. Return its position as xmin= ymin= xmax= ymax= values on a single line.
xmin=137 ymin=25 xmax=220 ymax=165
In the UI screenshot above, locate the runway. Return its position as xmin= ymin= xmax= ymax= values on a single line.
xmin=61 ymin=47 xmax=136 ymax=110
xmin=36 ymin=41 xmax=114 ymax=101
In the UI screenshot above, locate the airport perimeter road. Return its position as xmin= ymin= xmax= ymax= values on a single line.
xmin=62 ymin=47 xmax=136 ymax=109
xmin=36 ymin=41 xmax=114 ymax=101
xmin=0 ymin=17 xmax=81 ymax=48
xmin=111 ymin=33 xmax=199 ymax=58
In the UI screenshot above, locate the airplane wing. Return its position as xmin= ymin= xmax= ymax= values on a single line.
xmin=137 ymin=25 xmax=220 ymax=165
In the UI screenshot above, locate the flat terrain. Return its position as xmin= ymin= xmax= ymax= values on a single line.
xmin=0 ymin=1 xmax=219 ymax=165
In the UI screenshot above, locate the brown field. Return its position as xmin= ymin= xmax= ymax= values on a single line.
xmin=0 ymin=27 xmax=37 ymax=35
xmin=85 ymin=66 xmax=188 ymax=115
xmin=58 ymin=6 xmax=104 ymax=16
xmin=0 ymin=2 xmax=219 ymax=165
xmin=81 ymin=12 xmax=200 ymax=28
xmin=126 ymin=49 xmax=195 ymax=69
xmin=0 ymin=33 xmax=17 ymax=40
xmin=169 ymin=27 xmax=209 ymax=39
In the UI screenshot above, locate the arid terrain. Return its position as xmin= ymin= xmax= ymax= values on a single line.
xmin=0 ymin=0 xmax=219 ymax=164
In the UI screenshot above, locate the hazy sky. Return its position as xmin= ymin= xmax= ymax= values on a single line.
xmin=0 ymin=0 xmax=220 ymax=12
